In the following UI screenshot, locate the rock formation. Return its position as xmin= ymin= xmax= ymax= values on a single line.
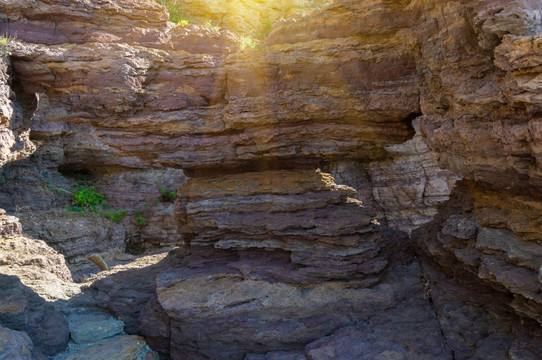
xmin=1 ymin=0 xmax=542 ymax=359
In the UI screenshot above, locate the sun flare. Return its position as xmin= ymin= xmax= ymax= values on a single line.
xmin=156 ymin=0 xmax=333 ymax=36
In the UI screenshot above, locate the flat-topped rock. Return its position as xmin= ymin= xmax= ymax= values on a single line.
xmin=68 ymin=314 xmax=125 ymax=345
xmin=57 ymin=335 xmax=158 ymax=360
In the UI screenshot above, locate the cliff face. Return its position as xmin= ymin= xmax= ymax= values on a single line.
xmin=411 ymin=1 xmax=542 ymax=356
xmin=1 ymin=0 xmax=542 ymax=359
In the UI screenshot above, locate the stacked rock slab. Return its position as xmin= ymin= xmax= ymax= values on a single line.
xmin=176 ymin=170 xmax=386 ymax=285
xmin=159 ymin=0 xmax=426 ymax=357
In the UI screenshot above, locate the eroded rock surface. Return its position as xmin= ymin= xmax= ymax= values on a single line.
xmin=2 ymin=0 xmax=542 ymax=359
xmin=0 ymin=274 xmax=70 ymax=356
xmin=0 ymin=325 xmax=45 ymax=360
xmin=0 ymin=55 xmax=35 ymax=168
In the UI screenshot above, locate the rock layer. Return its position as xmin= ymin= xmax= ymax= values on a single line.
xmin=176 ymin=169 xmax=387 ymax=284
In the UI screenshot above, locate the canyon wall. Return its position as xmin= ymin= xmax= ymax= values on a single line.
xmin=1 ymin=0 xmax=542 ymax=359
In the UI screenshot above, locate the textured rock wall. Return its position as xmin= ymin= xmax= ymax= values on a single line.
xmin=0 ymin=50 xmax=72 ymax=360
xmin=409 ymin=0 xmax=542 ymax=358
xmin=3 ymin=0 xmax=542 ymax=359
xmin=0 ymin=52 xmax=35 ymax=168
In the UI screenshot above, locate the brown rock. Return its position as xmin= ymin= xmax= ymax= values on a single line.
xmin=17 ymin=209 xmax=126 ymax=279
xmin=0 ymin=53 xmax=35 ymax=169
xmin=0 ymin=233 xmax=78 ymax=301
xmin=176 ymin=169 xmax=387 ymax=283
xmin=89 ymin=252 xmax=172 ymax=335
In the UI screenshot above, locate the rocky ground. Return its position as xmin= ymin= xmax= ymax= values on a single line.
xmin=1 ymin=0 xmax=542 ymax=359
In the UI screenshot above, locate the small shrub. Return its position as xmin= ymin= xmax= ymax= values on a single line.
xmin=136 ymin=217 xmax=147 ymax=226
xmin=73 ymin=186 xmax=104 ymax=210
xmin=105 ymin=210 xmax=128 ymax=223
xmin=0 ymin=36 xmax=12 ymax=56
xmin=204 ymin=20 xmax=221 ymax=31
xmin=67 ymin=205 xmax=84 ymax=212
xmin=155 ymin=0 xmax=189 ymax=24
xmin=241 ymin=36 xmax=258 ymax=50
xmin=161 ymin=188 xmax=176 ymax=201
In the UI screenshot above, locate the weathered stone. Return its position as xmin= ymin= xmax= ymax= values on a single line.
xmin=244 ymin=352 xmax=307 ymax=360
xmin=0 ymin=325 xmax=41 ymax=360
xmin=60 ymin=335 xmax=158 ymax=360
xmin=0 ymin=211 xmax=21 ymax=238
xmin=3 ymin=0 xmax=542 ymax=359
xmin=89 ymin=252 xmax=172 ymax=335
xmin=0 ymin=275 xmax=69 ymax=356
xmin=325 ymin=118 xmax=460 ymax=232
xmin=176 ymin=169 xmax=387 ymax=284
xmin=0 ymin=233 xmax=78 ymax=301
xmin=69 ymin=314 xmax=125 ymax=345
xmin=16 ymin=210 xmax=126 ymax=279
xmin=0 ymin=55 xmax=35 ymax=169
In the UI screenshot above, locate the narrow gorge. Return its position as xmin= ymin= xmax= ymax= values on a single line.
xmin=1 ymin=0 xmax=542 ymax=359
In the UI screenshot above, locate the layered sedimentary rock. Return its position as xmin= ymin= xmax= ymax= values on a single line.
xmin=4 ymin=0 xmax=542 ymax=359
xmin=323 ymin=118 xmax=461 ymax=232
xmin=410 ymin=0 xmax=542 ymax=357
xmin=176 ymin=169 xmax=387 ymax=285
xmin=0 ymin=211 xmax=79 ymax=300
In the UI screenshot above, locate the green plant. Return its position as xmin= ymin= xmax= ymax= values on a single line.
xmin=155 ymin=0 xmax=189 ymax=24
xmin=67 ymin=205 xmax=84 ymax=213
xmin=104 ymin=209 xmax=128 ymax=223
xmin=241 ymin=36 xmax=259 ymax=50
xmin=0 ymin=36 xmax=11 ymax=56
xmin=73 ymin=186 xmax=104 ymax=210
xmin=136 ymin=217 xmax=147 ymax=226
xmin=161 ymin=188 xmax=176 ymax=201
xmin=204 ymin=20 xmax=221 ymax=31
